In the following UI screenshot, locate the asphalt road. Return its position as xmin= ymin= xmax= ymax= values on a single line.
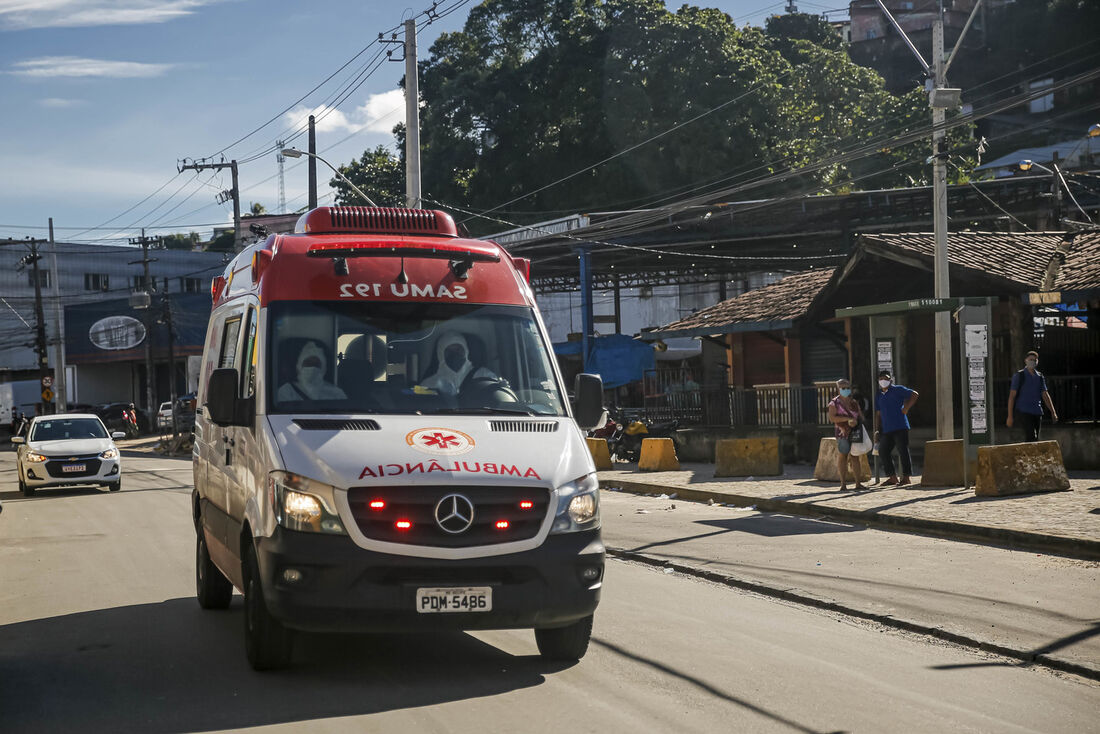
xmin=1 ymin=451 xmax=1098 ymax=733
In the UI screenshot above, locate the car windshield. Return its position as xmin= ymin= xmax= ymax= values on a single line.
xmin=31 ymin=418 xmax=108 ymax=441
xmin=268 ymin=301 xmax=566 ymax=416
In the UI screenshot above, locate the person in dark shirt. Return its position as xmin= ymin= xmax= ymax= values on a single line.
xmin=873 ymin=369 xmax=919 ymax=486
xmin=1006 ymin=350 xmax=1058 ymax=442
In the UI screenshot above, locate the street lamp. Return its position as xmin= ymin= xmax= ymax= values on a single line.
xmin=1018 ymin=156 xmax=1094 ymax=225
xmin=280 ymin=148 xmax=377 ymax=207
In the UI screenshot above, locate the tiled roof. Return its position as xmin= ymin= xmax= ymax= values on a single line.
xmin=1054 ymin=232 xmax=1100 ymax=294
xmin=650 ymin=268 xmax=835 ymax=336
xmin=859 ymin=231 xmax=1068 ymax=289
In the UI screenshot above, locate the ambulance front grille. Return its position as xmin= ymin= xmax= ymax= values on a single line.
xmin=488 ymin=420 xmax=558 ymax=432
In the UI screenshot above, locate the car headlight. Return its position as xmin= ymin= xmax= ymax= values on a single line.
xmin=24 ymin=451 xmax=47 ymax=463
xmin=549 ymin=473 xmax=600 ymax=534
xmin=99 ymin=448 xmax=118 ymax=460
xmin=269 ymin=470 xmax=346 ymax=535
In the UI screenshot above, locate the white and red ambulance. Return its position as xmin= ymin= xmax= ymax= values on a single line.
xmin=192 ymin=206 xmax=605 ymax=670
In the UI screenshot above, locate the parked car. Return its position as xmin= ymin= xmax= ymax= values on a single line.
xmin=11 ymin=413 xmax=126 ymax=496
xmin=157 ymin=401 xmax=173 ymax=429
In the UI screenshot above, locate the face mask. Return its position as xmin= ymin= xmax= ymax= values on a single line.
xmin=839 ymin=388 xmax=852 ymax=397
xmin=444 ymin=345 xmax=467 ymax=372
xmin=878 ymin=379 xmax=891 ymax=389
xmin=1025 ymin=359 xmax=1037 ymax=369
xmin=299 ymin=366 xmax=322 ymax=386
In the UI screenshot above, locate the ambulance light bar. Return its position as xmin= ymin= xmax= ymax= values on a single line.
xmin=295 ymin=206 xmax=459 ymax=237
xmin=306 ymin=241 xmax=501 ymax=263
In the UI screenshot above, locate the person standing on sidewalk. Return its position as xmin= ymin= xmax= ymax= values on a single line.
xmin=873 ymin=370 xmax=918 ymax=486
xmin=827 ymin=379 xmax=867 ymax=491
xmin=1006 ymin=350 xmax=1058 ymax=442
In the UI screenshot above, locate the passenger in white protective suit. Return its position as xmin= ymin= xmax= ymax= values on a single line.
xmin=420 ymin=332 xmax=496 ymax=396
xmin=276 ymin=340 xmax=347 ymax=402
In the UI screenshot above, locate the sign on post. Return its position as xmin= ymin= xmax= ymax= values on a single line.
xmin=41 ymin=375 xmax=53 ymax=389
xmin=41 ymin=388 xmax=54 ymax=403
xmin=958 ymin=299 xmax=995 ymax=487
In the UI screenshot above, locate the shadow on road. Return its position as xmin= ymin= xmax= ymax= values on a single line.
xmin=929 ymin=621 xmax=1100 ymax=676
xmin=0 ymin=598 xmax=556 ymax=733
xmin=694 ymin=514 xmax=865 ymax=538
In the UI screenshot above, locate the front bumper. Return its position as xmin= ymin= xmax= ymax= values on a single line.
xmin=255 ymin=527 xmax=604 ymax=633
xmin=23 ymin=457 xmax=120 ymax=488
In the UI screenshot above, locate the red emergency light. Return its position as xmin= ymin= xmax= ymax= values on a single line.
xmin=295 ymin=206 xmax=459 ymax=237
xmin=368 ymin=500 xmax=386 ymax=510
xmin=495 ymin=520 xmax=510 ymax=530
xmin=251 ymin=248 xmax=273 ymax=284
xmin=210 ymin=275 xmax=226 ymax=302
xmin=519 ymin=501 xmax=534 ymax=510
xmin=395 ymin=519 xmax=412 ymax=530
xmin=305 ymin=239 xmax=501 ymax=263
xmin=513 ymin=257 xmax=532 ymax=282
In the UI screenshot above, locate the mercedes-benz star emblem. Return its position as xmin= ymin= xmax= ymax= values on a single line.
xmin=434 ymin=494 xmax=475 ymax=534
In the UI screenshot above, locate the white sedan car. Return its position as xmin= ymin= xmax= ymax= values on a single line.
xmin=12 ymin=413 xmax=126 ymax=497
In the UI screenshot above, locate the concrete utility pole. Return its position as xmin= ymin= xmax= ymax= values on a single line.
xmin=405 ymin=18 xmax=422 ymax=209
xmin=48 ymin=218 xmax=67 ymax=412
xmin=21 ymin=238 xmax=51 ymax=413
xmin=308 ymin=115 xmax=318 ymax=210
xmin=875 ymin=0 xmax=979 ymax=440
xmin=178 ymin=158 xmax=241 ymax=250
xmin=129 ymin=230 xmax=160 ymax=423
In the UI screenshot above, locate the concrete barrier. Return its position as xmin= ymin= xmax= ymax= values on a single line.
xmin=638 ymin=437 xmax=680 ymax=472
xmin=714 ymin=437 xmax=782 ymax=477
xmin=975 ymin=440 xmax=1071 ymax=497
xmin=585 ymin=437 xmax=613 ymax=471
xmin=920 ymin=439 xmax=976 ymax=487
xmin=813 ymin=437 xmax=870 ymax=482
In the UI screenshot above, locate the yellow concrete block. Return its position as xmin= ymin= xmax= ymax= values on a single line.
xmin=714 ymin=437 xmax=782 ymax=477
xmin=813 ymin=437 xmax=870 ymax=482
xmin=920 ymin=439 xmax=977 ymax=487
xmin=638 ymin=437 xmax=680 ymax=472
xmin=975 ymin=441 xmax=1070 ymax=497
xmin=585 ymin=437 xmax=613 ymax=471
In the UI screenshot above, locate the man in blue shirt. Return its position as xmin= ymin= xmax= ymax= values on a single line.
xmin=1006 ymin=350 xmax=1058 ymax=442
xmin=873 ymin=369 xmax=919 ymax=486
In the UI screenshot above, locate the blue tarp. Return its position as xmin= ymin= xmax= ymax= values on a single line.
xmin=552 ymin=334 xmax=656 ymax=389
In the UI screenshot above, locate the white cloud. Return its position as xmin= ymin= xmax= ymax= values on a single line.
xmin=284 ymin=89 xmax=406 ymax=137
xmin=0 ymin=1 xmax=217 ymax=30
xmin=39 ymin=97 xmax=85 ymax=107
xmin=7 ymin=56 xmax=173 ymax=78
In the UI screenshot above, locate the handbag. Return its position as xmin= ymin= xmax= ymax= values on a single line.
xmin=850 ymin=421 xmax=874 ymax=456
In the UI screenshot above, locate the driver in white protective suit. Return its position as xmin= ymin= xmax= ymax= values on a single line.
xmin=276 ymin=340 xmax=348 ymax=402
xmin=420 ymin=331 xmax=497 ymax=396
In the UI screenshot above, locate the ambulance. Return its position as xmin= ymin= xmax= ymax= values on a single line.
xmin=192 ymin=206 xmax=605 ymax=670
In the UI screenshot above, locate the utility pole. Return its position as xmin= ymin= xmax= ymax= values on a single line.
xmin=405 ymin=18 xmax=422 ymax=208
xmin=276 ymin=140 xmax=287 ymax=214
xmin=129 ymin=230 xmax=160 ymax=426
xmin=48 ymin=218 xmax=68 ymax=412
xmin=20 ymin=238 xmax=51 ymax=414
xmin=178 ymin=158 xmax=241 ymax=249
xmin=875 ymin=0 xmax=979 ymax=440
xmin=161 ymin=297 xmax=179 ymax=437
xmin=308 ymin=115 xmax=318 ymax=210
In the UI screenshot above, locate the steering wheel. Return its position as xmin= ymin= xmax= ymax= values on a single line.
xmin=462 ymin=375 xmax=520 ymax=406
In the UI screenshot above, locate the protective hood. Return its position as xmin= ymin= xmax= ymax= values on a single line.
xmin=421 ymin=332 xmax=473 ymax=395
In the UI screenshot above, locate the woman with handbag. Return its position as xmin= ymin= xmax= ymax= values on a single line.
xmin=827 ymin=378 xmax=868 ymax=491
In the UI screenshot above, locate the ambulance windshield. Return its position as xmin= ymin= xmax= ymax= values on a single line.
xmin=268 ymin=301 xmax=567 ymax=416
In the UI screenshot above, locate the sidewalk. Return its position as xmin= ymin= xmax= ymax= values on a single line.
xmin=597 ymin=463 xmax=1100 ymax=560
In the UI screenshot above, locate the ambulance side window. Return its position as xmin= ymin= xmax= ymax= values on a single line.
xmin=219 ymin=315 xmax=242 ymax=370
xmin=240 ymin=308 xmax=258 ymax=398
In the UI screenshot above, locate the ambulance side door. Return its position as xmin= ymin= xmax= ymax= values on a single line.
xmin=225 ymin=303 xmax=260 ymax=560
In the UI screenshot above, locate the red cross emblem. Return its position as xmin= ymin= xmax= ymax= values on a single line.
xmin=422 ymin=432 xmax=460 ymax=449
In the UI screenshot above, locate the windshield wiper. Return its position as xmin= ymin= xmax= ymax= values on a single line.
xmin=426 ymin=406 xmax=538 ymax=416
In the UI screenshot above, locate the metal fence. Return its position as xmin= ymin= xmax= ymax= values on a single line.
xmin=634 ymin=375 xmax=1100 ymax=427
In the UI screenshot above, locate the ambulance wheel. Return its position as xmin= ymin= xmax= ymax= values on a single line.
xmin=196 ymin=531 xmax=233 ymax=610
xmin=243 ymin=544 xmax=292 ymax=670
xmin=535 ymin=614 xmax=593 ymax=661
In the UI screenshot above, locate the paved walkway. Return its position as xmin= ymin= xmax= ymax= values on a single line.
xmin=598 ymin=463 xmax=1100 ymax=559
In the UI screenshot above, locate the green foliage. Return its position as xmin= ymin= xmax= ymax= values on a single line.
xmin=341 ymin=0 xmax=973 ymax=230
xmin=159 ymin=231 xmax=200 ymax=250
xmin=249 ymin=202 xmax=266 ymax=216
xmin=330 ymin=145 xmax=405 ymax=207
xmin=206 ymin=230 xmax=236 ymax=252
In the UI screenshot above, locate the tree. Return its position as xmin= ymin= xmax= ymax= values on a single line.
xmin=764 ymin=11 xmax=841 ymax=61
xmin=205 ymin=230 xmax=235 ymax=252
xmin=249 ymin=202 xmax=266 ymax=216
xmin=159 ymin=231 xmax=200 ymax=250
xmin=330 ymin=146 xmax=405 ymax=207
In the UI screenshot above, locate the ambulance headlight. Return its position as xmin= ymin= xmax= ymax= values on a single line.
xmin=269 ymin=471 xmax=346 ymax=535
xmin=550 ymin=473 xmax=600 ymax=534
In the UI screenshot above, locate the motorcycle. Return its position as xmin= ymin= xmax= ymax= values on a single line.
xmin=608 ymin=414 xmax=680 ymax=463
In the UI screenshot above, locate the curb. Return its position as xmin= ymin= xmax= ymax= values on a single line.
xmin=601 ymin=477 xmax=1100 ymax=562
xmin=608 ymin=546 xmax=1100 ymax=682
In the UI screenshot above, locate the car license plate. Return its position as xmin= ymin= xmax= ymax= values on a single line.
xmin=416 ymin=586 xmax=492 ymax=613
xmin=62 ymin=464 xmax=86 ymax=473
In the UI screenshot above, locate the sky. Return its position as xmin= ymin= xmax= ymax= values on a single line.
xmin=0 ymin=0 xmax=847 ymax=246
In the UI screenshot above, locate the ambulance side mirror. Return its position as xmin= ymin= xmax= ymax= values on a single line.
xmin=573 ymin=373 xmax=604 ymax=431
xmin=206 ymin=368 xmax=253 ymax=427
